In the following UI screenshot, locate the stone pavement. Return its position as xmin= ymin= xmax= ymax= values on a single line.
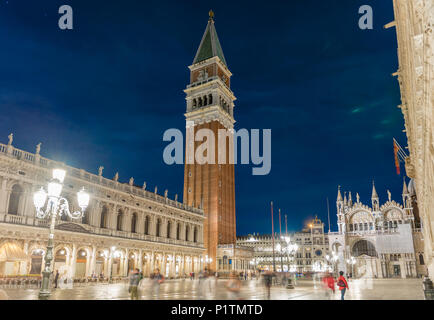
xmin=0 ymin=278 xmax=425 ymax=300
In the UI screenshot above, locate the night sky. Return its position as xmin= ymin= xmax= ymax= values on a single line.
xmin=0 ymin=0 xmax=408 ymax=235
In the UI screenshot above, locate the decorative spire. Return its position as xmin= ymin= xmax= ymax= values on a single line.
xmin=371 ymin=180 xmax=379 ymax=199
xmin=402 ymin=177 xmax=409 ymax=195
xmin=337 ymin=185 xmax=343 ymax=201
xmin=348 ymin=191 xmax=353 ymax=206
xmin=344 ymin=192 xmax=347 ymax=205
xmin=193 ymin=11 xmax=227 ymax=66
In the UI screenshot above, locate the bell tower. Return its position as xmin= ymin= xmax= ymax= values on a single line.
xmin=183 ymin=11 xmax=237 ymax=271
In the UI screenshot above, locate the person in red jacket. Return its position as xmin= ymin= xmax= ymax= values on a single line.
xmin=336 ymin=271 xmax=349 ymax=300
xmin=321 ymin=272 xmax=335 ymax=299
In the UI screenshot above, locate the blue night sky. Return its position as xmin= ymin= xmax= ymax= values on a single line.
xmin=0 ymin=0 xmax=407 ymax=235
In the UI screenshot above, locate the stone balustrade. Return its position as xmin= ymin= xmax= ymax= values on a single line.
xmin=0 ymin=213 xmax=203 ymax=248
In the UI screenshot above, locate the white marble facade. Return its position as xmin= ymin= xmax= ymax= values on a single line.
xmin=329 ymin=184 xmax=426 ymax=278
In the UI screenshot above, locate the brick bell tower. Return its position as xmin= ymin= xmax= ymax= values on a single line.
xmin=183 ymin=10 xmax=236 ymax=271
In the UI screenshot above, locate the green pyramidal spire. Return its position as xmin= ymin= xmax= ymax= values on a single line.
xmin=193 ymin=10 xmax=227 ymax=67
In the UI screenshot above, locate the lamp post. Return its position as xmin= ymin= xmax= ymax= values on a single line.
xmin=33 ymin=168 xmax=89 ymax=299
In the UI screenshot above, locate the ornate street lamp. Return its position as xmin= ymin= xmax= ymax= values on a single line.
xmin=33 ymin=168 xmax=89 ymax=299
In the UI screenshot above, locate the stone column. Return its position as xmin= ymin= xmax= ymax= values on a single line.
xmin=123 ymin=211 xmax=131 ymax=233
xmin=171 ymin=252 xmax=176 ymax=277
xmin=150 ymin=251 xmax=155 ymax=275
xmin=90 ymin=201 xmax=100 ymax=227
xmin=123 ymin=248 xmax=129 ymax=276
xmin=138 ymin=249 xmax=143 ymax=272
xmin=181 ymin=254 xmax=185 ymax=276
xmin=162 ymin=253 xmax=167 ymax=277
xmin=85 ymin=250 xmax=91 ymax=277
xmin=70 ymin=244 xmax=77 ymax=279
xmin=0 ymin=178 xmax=8 ymax=215
xmin=107 ymin=256 xmax=113 ymax=279
xmin=89 ymin=246 xmax=96 ymax=277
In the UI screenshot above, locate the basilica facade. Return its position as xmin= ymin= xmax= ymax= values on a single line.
xmin=328 ymin=182 xmax=426 ymax=278
xmin=0 ymin=136 xmax=205 ymax=279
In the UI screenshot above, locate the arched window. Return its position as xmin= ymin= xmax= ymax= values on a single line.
xmin=100 ymin=206 xmax=108 ymax=228
xmin=354 ymin=224 xmax=358 ymax=231
xmin=185 ymin=225 xmax=190 ymax=241
xmin=419 ymin=254 xmax=425 ymax=265
xmin=8 ymin=184 xmax=23 ymax=215
xmin=156 ymin=219 xmax=161 ymax=237
xmin=192 ymin=99 xmax=197 ymax=108
xmin=144 ymin=216 xmax=150 ymax=235
xmin=349 ymin=224 xmax=353 ymax=231
xmin=393 ymin=221 xmax=398 ymax=228
xmin=198 ymin=97 xmax=202 ymax=107
xmin=193 ymin=227 xmax=198 ymax=243
xmin=364 ymin=223 xmax=368 ymax=231
xmin=131 ymin=213 xmax=137 ymax=233
xmin=167 ymin=221 xmax=171 ymax=239
xmin=352 ymin=240 xmax=377 ymax=257
xmin=389 ymin=221 xmax=393 ymax=229
xmin=203 ymin=95 xmax=208 ymax=105
xmin=176 ymin=223 xmax=180 ymax=240
xmin=116 ymin=210 xmax=123 ymax=231
xmin=208 ymin=94 xmax=213 ymax=104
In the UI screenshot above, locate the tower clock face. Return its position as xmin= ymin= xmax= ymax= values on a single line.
xmin=315 ymin=249 xmax=322 ymax=256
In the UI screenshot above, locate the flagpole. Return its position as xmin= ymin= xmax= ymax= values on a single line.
xmin=285 ymin=214 xmax=288 ymax=236
xmin=279 ymin=209 xmax=283 ymax=272
xmin=271 ymin=201 xmax=276 ymax=272
xmin=327 ymin=197 xmax=331 ymax=233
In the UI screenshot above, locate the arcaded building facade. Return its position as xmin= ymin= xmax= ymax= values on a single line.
xmin=237 ymin=217 xmax=331 ymax=273
xmin=0 ymin=137 xmax=205 ymax=279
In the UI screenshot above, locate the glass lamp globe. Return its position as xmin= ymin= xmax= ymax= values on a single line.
xmin=47 ymin=181 xmax=63 ymax=198
xmin=33 ymin=187 xmax=47 ymax=209
xmin=52 ymin=168 xmax=66 ymax=183
xmin=77 ymin=188 xmax=90 ymax=208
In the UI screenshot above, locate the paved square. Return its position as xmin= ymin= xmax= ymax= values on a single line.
xmin=0 ymin=278 xmax=425 ymax=300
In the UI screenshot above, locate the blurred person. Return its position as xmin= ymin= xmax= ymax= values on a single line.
xmin=206 ymin=269 xmax=217 ymax=299
xmin=54 ymin=270 xmax=59 ymax=289
xmin=337 ymin=271 xmax=349 ymax=300
xmin=151 ymin=268 xmax=164 ymax=299
xmin=129 ymin=268 xmax=141 ymax=300
xmin=321 ymin=272 xmax=335 ymax=299
xmin=263 ymin=271 xmax=274 ymax=300
xmin=198 ymin=268 xmax=208 ymax=299
xmin=225 ymin=272 xmax=242 ymax=300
